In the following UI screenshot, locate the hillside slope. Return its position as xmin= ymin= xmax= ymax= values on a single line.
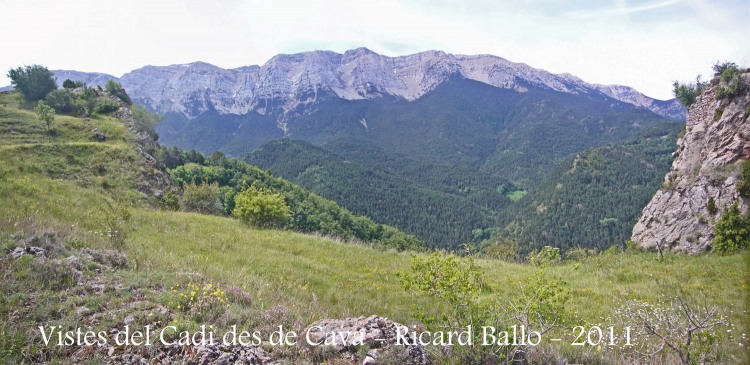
xmin=499 ymin=123 xmax=682 ymax=252
xmin=247 ymin=139 xmax=508 ymax=247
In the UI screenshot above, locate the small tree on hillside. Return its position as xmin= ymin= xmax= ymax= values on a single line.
xmin=35 ymin=101 xmax=55 ymax=142
xmin=179 ymin=181 xmax=223 ymax=215
xmin=714 ymin=62 xmax=747 ymax=99
xmin=62 ymin=79 xmax=76 ymax=89
xmin=738 ymin=160 xmax=750 ymax=198
xmin=712 ymin=202 xmax=750 ymax=254
xmin=105 ymin=79 xmax=132 ymax=105
xmin=616 ymin=296 xmax=729 ymax=364
xmin=7 ymin=65 xmax=57 ymax=101
xmin=672 ymin=76 xmax=706 ymax=107
xmin=233 ymin=185 xmax=291 ymax=228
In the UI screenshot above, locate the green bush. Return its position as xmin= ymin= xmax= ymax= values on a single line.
xmin=712 ymin=202 xmax=750 ymax=254
xmin=105 ymin=80 xmax=132 ymax=105
xmin=101 ymin=200 xmax=132 ymax=248
xmin=707 ymin=197 xmax=718 ymax=216
xmin=34 ymin=101 xmax=55 ymax=142
xmin=564 ymin=247 xmax=598 ymax=261
xmin=737 ymin=160 xmax=750 ymax=198
xmin=7 ymin=65 xmax=57 ymax=101
xmin=482 ymin=237 xmax=519 ymax=262
xmin=527 ymin=245 xmax=562 ymax=266
xmin=180 ymin=182 xmax=223 ymax=215
xmin=61 ymin=79 xmax=83 ymax=89
xmin=713 ymin=61 xmax=737 ymax=76
xmin=399 ymin=252 xmax=485 ymax=328
xmin=131 ymin=104 xmax=163 ymax=140
xmin=219 ymin=186 xmax=237 ymax=215
xmin=232 ymin=185 xmax=291 ymax=228
xmin=44 ymin=89 xmax=80 ymax=115
xmin=399 ymin=252 xmax=569 ymax=363
xmin=160 ymin=191 xmax=180 ymax=211
xmin=377 ymin=226 xmax=424 ymax=251
xmin=93 ymin=98 xmax=120 ymax=114
xmin=714 ymin=62 xmax=746 ymax=100
xmin=672 ymin=77 xmax=705 ymax=107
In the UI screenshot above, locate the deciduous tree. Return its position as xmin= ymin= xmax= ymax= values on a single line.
xmin=7 ymin=65 xmax=57 ymax=101
xmin=35 ymin=101 xmax=55 ymax=142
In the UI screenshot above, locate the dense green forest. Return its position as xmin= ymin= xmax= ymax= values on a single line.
xmin=496 ymin=122 xmax=682 ymax=252
xmin=158 ymin=147 xmax=424 ymax=251
xmin=246 ymin=139 xmax=509 ymax=248
xmin=247 ymin=121 xmax=680 ymax=252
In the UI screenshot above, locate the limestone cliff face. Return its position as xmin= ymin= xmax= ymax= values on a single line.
xmin=631 ymin=74 xmax=750 ymax=252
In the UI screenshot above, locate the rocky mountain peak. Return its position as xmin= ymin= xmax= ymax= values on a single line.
xmin=343 ymin=46 xmax=378 ymax=57
xmin=631 ymin=72 xmax=750 ymax=253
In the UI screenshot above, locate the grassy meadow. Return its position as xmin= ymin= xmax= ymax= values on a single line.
xmin=0 ymin=90 xmax=748 ymax=363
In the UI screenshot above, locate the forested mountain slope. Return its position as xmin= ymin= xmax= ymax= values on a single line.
xmin=499 ymin=123 xmax=682 ymax=252
xmin=241 ymin=78 xmax=679 ymax=248
xmin=247 ymin=139 xmax=509 ymax=247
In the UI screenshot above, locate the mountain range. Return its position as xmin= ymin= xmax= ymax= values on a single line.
xmin=27 ymin=48 xmax=682 ymax=121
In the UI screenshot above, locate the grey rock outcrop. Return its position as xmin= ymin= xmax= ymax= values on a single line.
xmin=631 ymin=73 xmax=750 ymax=252
xmin=42 ymin=48 xmax=684 ymax=120
xmin=112 ymin=106 xmax=172 ymax=198
xmin=305 ymin=315 xmax=429 ymax=365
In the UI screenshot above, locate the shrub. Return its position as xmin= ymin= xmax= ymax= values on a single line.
xmin=672 ymin=76 xmax=706 ymax=107
xmin=62 ymin=79 xmax=77 ymax=89
xmin=712 ymin=202 xmax=750 ymax=254
xmin=101 ymin=200 xmax=132 ymax=248
xmin=399 ymin=252 xmax=485 ymax=328
xmin=34 ymin=101 xmax=55 ymax=142
xmin=93 ymin=98 xmax=120 ymax=114
xmin=616 ymin=296 xmax=731 ymax=364
xmin=44 ymin=89 xmax=79 ymax=114
xmin=169 ymin=282 xmax=229 ymax=322
xmin=7 ymin=65 xmax=57 ymax=101
xmin=564 ymin=247 xmax=598 ymax=260
xmin=737 ymin=159 xmax=750 ymax=198
xmin=131 ymin=104 xmax=163 ymax=140
xmin=399 ymin=252 xmax=569 ymax=363
xmin=527 ymin=245 xmax=562 ymax=266
xmin=377 ymin=226 xmax=424 ymax=251
xmin=707 ymin=197 xmax=718 ymax=216
xmin=483 ymin=237 xmax=519 ymax=262
xmin=218 ymin=187 xmax=236 ymax=215
xmin=715 ymin=62 xmax=746 ymax=100
xmin=105 ymin=80 xmax=132 ymax=105
xmin=180 ymin=182 xmax=223 ymax=215
xmin=712 ymin=61 xmax=737 ymax=76
xmin=160 ymin=191 xmax=180 ymax=211
xmin=232 ymin=185 xmax=291 ymax=228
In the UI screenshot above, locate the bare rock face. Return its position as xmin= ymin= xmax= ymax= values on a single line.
xmin=631 ymin=74 xmax=750 ymax=253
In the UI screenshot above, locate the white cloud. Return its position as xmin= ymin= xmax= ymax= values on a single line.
xmin=0 ymin=0 xmax=747 ymax=99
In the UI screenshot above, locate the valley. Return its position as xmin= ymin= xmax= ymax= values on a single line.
xmin=1 ymin=55 xmax=748 ymax=364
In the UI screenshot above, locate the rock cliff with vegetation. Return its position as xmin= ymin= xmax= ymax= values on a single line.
xmin=631 ymin=66 xmax=750 ymax=252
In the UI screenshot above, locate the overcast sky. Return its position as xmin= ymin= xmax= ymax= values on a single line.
xmin=1 ymin=0 xmax=747 ymax=100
